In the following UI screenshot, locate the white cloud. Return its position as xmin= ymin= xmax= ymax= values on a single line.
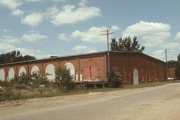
xmin=0 ymin=0 xmax=22 ymax=9
xmin=161 ymin=42 xmax=180 ymax=49
xmin=175 ymin=32 xmax=180 ymax=40
xmin=0 ymin=43 xmax=15 ymax=50
xmin=53 ymin=0 xmax=67 ymax=2
xmin=0 ymin=0 xmax=23 ymax=17
xmin=152 ymin=49 xmax=165 ymax=61
xmin=46 ymin=2 xmax=101 ymax=26
xmin=79 ymin=0 xmax=88 ymax=7
xmin=0 ymin=32 xmax=47 ymax=43
xmin=58 ymin=33 xmax=70 ymax=41
xmin=21 ymin=12 xmax=44 ymax=26
xmin=72 ymin=45 xmax=97 ymax=53
xmin=1 ymin=36 xmax=20 ymax=43
xmin=3 ymin=29 xmax=12 ymax=33
xmin=58 ymin=26 xmax=118 ymax=43
xmin=22 ymin=32 xmax=47 ymax=42
xmin=71 ymin=27 xmax=106 ymax=43
xmin=111 ymin=25 xmax=120 ymax=31
xmin=11 ymin=9 xmax=24 ymax=16
xmin=26 ymin=0 xmax=42 ymax=2
xmin=122 ymin=21 xmax=171 ymax=47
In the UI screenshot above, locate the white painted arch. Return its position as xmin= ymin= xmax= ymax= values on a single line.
xmin=65 ymin=62 xmax=75 ymax=80
xmin=8 ymin=68 xmax=15 ymax=80
xmin=45 ymin=64 xmax=55 ymax=81
xmin=0 ymin=69 xmax=5 ymax=81
xmin=133 ymin=69 xmax=139 ymax=85
xmin=19 ymin=67 xmax=26 ymax=76
xmin=31 ymin=65 xmax=39 ymax=74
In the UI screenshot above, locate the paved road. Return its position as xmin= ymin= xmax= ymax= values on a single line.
xmin=1 ymin=83 xmax=180 ymax=120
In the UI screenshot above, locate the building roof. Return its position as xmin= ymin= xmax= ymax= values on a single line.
xmin=0 ymin=51 xmax=165 ymax=67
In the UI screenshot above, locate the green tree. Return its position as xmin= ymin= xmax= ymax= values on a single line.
xmin=167 ymin=60 xmax=177 ymax=67
xmin=55 ymin=66 xmax=75 ymax=90
xmin=110 ymin=36 xmax=145 ymax=52
xmin=0 ymin=50 xmax=36 ymax=64
xmin=108 ymin=69 xmax=123 ymax=88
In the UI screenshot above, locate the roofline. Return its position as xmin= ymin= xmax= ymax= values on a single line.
xmin=109 ymin=51 xmax=165 ymax=64
xmin=0 ymin=51 xmax=107 ymax=66
xmin=0 ymin=51 xmax=165 ymax=66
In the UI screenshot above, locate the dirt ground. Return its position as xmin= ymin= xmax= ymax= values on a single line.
xmin=1 ymin=83 xmax=180 ymax=120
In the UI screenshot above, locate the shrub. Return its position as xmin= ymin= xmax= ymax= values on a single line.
xmin=0 ymin=90 xmax=23 ymax=101
xmin=55 ymin=66 xmax=75 ymax=90
xmin=108 ymin=69 xmax=123 ymax=88
xmin=30 ymin=72 xmax=49 ymax=86
xmin=11 ymin=73 xmax=30 ymax=85
xmin=0 ymin=80 xmax=13 ymax=88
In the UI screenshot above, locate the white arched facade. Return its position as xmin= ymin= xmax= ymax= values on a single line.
xmin=45 ymin=64 xmax=55 ymax=81
xmin=19 ymin=67 xmax=26 ymax=76
xmin=0 ymin=69 xmax=5 ymax=81
xmin=133 ymin=69 xmax=139 ymax=85
xmin=8 ymin=68 xmax=15 ymax=80
xmin=31 ymin=65 xmax=39 ymax=74
xmin=65 ymin=62 xmax=75 ymax=80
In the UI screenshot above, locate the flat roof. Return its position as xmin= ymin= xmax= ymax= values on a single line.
xmin=0 ymin=51 xmax=165 ymax=66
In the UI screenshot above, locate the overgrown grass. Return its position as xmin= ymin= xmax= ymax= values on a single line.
xmin=0 ymin=80 xmax=179 ymax=102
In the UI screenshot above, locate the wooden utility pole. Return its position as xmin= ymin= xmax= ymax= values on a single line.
xmin=101 ymin=29 xmax=115 ymax=80
xmin=164 ymin=49 xmax=170 ymax=81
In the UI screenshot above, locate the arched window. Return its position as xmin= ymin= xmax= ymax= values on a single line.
xmin=19 ymin=67 xmax=26 ymax=76
xmin=65 ymin=62 xmax=75 ymax=81
xmin=45 ymin=64 xmax=55 ymax=81
xmin=31 ymin=65 xmax=40 ymax=74
xmin=8 ymin=68 xmax=15 ymax=80
xmin=0 ymin=69 xmax=5 ymax=81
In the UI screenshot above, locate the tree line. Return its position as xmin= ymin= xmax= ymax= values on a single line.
xmin=0 ymin=50 xmax=36 ymax=64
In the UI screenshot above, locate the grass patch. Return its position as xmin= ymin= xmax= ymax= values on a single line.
xmin=0 ymin=80 xmax=180 ymax=102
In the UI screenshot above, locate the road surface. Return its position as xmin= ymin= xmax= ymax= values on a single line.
xmin=1 ymin=83 xmax=180 ymax=120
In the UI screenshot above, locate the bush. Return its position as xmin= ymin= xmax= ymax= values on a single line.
xmin=55 ymin=66 xmax=75 ymax=90
xmin=30 ymin=72 xmax=49 ymax=86
xmin=12 ymin=73 xmax=30 ymax=85
xmin=0 ymin=80 xmax=13 ymax=88
xmin=108 ymin=69 xmax=123 ymax=88
xmin=0 ymin=90 xmax=23 ymax=101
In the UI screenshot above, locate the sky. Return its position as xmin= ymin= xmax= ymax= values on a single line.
xmin=0 ymin=0 xmax=180 ymax=61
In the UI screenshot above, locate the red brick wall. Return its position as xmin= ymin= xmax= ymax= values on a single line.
xmin=110 ymin=52 xmax=166 ymax=84
xmin=168 ymin=66 xmax=176 ymax=79
xmin=0 ymin=52 xmax=107 ymax=82
xmin=0 ymin=52 xmax=166 ymax=84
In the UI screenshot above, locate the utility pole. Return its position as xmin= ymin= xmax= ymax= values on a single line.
xmin=164 ymin=49 xmax=170 ymax=81
xmin=101 ymin=29 xmax=115 ymax=81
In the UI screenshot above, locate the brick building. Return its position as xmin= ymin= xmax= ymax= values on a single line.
xmin=0 ymin=51 xmax=166 ymax=85
xmin=168 ymin=66 xmax=176 ymax=79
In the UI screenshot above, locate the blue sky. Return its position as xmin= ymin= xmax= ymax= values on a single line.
xmin=0 ymin=0 xmax=180 ymax=61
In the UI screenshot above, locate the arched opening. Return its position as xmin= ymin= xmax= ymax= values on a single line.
xmin=133 ymin=69 xmax=139 ymax=85
xmin=19 ymin=67 xmax=26 ymax=76
xmin=8 ymin=68 xmax=15 ymax=80
xmin=0 ymin=69 xmax=5 ymax=81
xmin=65 ymin=62 xmax=75 ymax=81
xmin=45 ymin=64 xmax=55 ymax=81
xmin=31 ymin=65 xmax=39 ymax=74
